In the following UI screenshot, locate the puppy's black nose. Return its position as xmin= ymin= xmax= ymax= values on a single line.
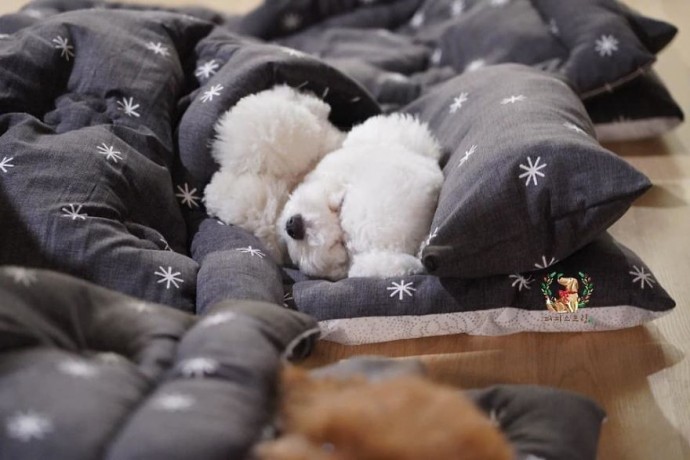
xmin=286 ymin=214 xmax=305 ymax=240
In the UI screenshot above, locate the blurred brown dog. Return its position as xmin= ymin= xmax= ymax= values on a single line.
xmin=256 ymin=367 xmax=513 ymax=460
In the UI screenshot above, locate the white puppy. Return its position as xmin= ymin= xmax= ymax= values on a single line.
xmin=278 ymin=114 xmax=444 ymax=280
xmin=204 ymin=85 xmax=344 ymax=262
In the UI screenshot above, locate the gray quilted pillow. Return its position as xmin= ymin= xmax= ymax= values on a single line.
xmin=406 ymin=64 xmax=651 ymax=278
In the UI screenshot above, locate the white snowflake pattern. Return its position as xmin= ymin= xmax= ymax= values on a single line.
xmin=199 ymin=311 xmax=238 ymax=328
xmin=457 ymin=144 xmax=477 ymax=168
xmin=410 ymin=11 xmax=425 ymax=28
xmin=451 ymin=0 xmax=465 ymax=16
xmin=283 ymin=291 xmax=294 ymax=307
xmin=534 ymin=255 xmax=557 ymax=270
xmin=57 ymin=360 xmax=99 ymax=379
xmin=117 ymin=97 xmax=141 ymax=118
xmin=4 ymin=267 xmax=38 ymax=286
xmin=60 ymin=204 xmax=87 ymax=221
xmin=629 ymin=265 xmax=656 ymax=290
xmin=0 ymin=33 xmax=11 ymax=40
xmin=430 ymin=48 xmax=442 ymax=65
xmin=387 ymin=280 xmax=416 ymax=301
xmin=152 ymin=393 xmax=195 ymax=412
xmin=518 ymin=156 xmax=547 ymax=186
xmin=236 ymin=246 xmax=265 ymax=258
xmin=563 ymin=121 xmax=587 ymax=135
xmin=200 ymin=84 xmax=223 ymax=103
xmin=490 ymin=0 xmax=509 ymax=6
xmin=0 ymin=156 xmax=14 ymax=173
xmin=175 ymin=183 xmax=201 ymax=208
xmin=194 ymin=60 xmax=220 ymax=80
xmin=449 ymin=92 xmax=469 ymax=114
xmin=501 ymin=94 xmax=526 ymax=105
xmin=595 ymin=34 xmax=619 ymax=57
xmin=145 ymin=41 xmax=170 ymax=57
xmin=523 ymin=455 xmax=546 ymax=460
xmin=178 ymin=357 xmax=219 ymax=377
xmin=282 ymin=13 xmax=302 ymax=31
xmin=52 ymin=36 xmax=74 ymax=61
xmin=509 ymin=274 xmax=533 ymax=291
xmin=154 ymin=266 xmax=184 ymax=290
xmin=96 ymin=143 xmax=123 ymax=163
xmin=6 ymin=411 xmax=53 ymax=442
xmin=359 ymin=0 xmax=377 ymax=4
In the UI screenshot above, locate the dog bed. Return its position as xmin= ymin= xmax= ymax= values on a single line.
xmin=0 ymin=0 xmax=678 ymax=346
xmin=0 ymin=268 xmax=606 ymax=460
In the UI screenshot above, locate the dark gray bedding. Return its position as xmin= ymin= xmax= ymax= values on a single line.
xmin=0 ymin=1 xmax=678 ymax=457
xmin=0 ymin=268 xmax=319 ymax=459
xmin=0 ymin=0 xmax=678 ymax=340
xmin=0 ymin=269 xmax=605 ymax=459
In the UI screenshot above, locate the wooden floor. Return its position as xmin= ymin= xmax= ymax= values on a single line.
xmin=2 ymin=0 xmax=689 ymax=458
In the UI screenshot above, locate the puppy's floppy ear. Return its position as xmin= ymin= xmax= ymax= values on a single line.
xmin=327 ymin=189 xmax=345 ymax=213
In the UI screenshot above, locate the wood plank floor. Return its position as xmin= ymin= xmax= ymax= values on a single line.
xmin=2 ymin=1 xmax=688 ymax=458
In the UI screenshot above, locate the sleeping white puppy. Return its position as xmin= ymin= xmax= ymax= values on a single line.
xmin=204 ymin=85 xmax=344 ymax=262
xmin=278 ymin=114 xmax=444 ymax=280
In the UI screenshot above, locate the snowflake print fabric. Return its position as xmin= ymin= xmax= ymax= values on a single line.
xmin=0 ymin=5 xmax=680 ymax=457
xmin=404 ymin=65 xmax=652 ymax=278
xmin=200 ymin=84 xmax=223 ymax=103
xmin=195 ymin=60 xmax=220 ymax=80
xmin=6 ymin=411 xmax=54 ymax=442
xmin=291 ymin=234 xmax=674 ymax=344
xmin=145 ymin=41 xmax=170 ymax=56
xmin=0 ymin=0 xmax=677 ymax=357
xmin=117 ymin=97 xmax=140 ymax=118
xmin=0 ymin=156 xmax=14 ymax=173
xmin=52 ymin=36 xmax=74 ymax=61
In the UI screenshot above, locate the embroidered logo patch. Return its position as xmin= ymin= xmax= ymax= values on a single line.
xmin=541 ymin=272 xmax=594 ymax=313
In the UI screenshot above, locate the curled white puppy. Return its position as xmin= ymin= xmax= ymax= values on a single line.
xmin=278 ymin=114 xmax=444 ymax=280
xmin=203 ymin=85 xmax=344 ymax=262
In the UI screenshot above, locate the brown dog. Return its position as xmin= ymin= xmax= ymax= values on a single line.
xmin=256 ymin=367 xmax=514 ymax=460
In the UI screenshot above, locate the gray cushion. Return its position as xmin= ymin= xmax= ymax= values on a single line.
xmin=586 ymin=71 xmax=684 ymax=142
xmin=0 ymin=267 xmax=318 ymax=460
xmin=286 ymin=233 xmax=675 ymax=345
xmin=237 ymin=0 xmax=682 ymax=141
xmin=405 ymin=64 xmax=651 ymax=279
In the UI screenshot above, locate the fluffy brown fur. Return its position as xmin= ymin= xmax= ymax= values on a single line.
xmin=256 ymin=367 xmax=514 ymax=460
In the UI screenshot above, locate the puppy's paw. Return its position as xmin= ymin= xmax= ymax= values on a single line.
xmin=349 ymin=251 xmax=425 ymax=278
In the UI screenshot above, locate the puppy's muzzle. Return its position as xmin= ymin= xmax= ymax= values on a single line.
xmin=286 ymin=214 xmax=305 ymax=240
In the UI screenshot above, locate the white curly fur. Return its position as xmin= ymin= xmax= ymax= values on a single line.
xmin=203 ymin=85 xmax=344 ymax=262
xmin=278 ymin=114 xmax=444 ymax=280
